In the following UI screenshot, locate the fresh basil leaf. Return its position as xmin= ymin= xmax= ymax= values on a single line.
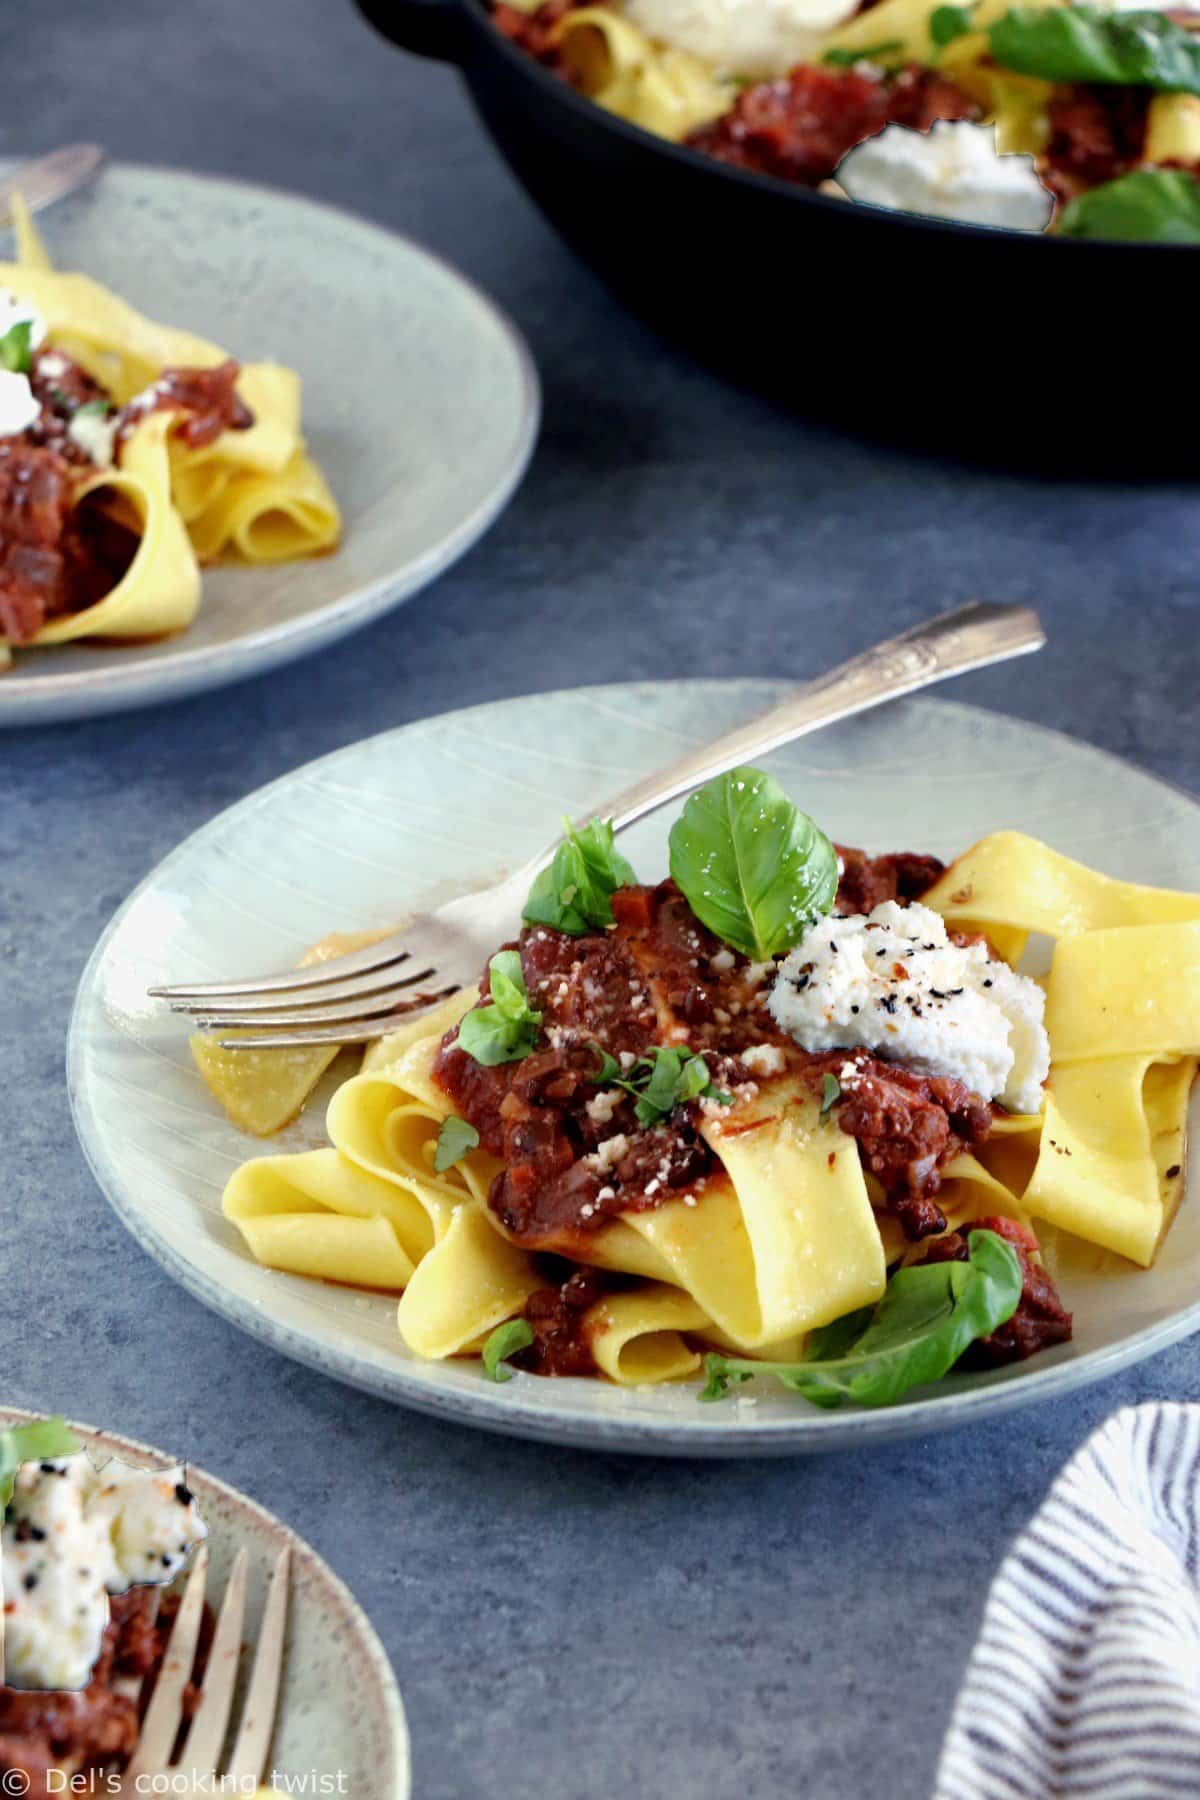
xmin=700 ymin=1229 xmax=1022 ymax=1408
xmin=1058 ymin=168 xmax=1200 ymax=242
xmin=822 ymin=38 xmax=904 ymax=63
xmin=990 ymin=4 xmax=1200 ymax=91
xmin=456 ymin=952 xmax=542 ymax=1066
xmin=590 ymin=1045 xmax=624 ymax=1084
xmin=0 ymin=1417 xmax=82 ymax=1508
xmin=819 ymin=1072 xmax=841 ymax=1118
xmin=628 ymin=1046 xmax=732 ymax=1126
xmin=0 ymin=318 xmax=33 ymax=375
xmin=523 ymin=817 xmax=636 ymax=935
xmin=668 ymin=766 xmax=838 ymax=961
xmin=434 ymin=1115 xmax=480 ymax=1174
xmin=929 ymin=4 xmax=976 ymax=46
xmin=803 ymin=1306 xmax=875 ymax=1362
xmin=482 ymin=1318 xmax=535 ymax=1382
xmin=488 ymin=949 xmax=530 ymax=1018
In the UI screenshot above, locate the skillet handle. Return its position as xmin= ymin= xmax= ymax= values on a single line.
xmin=354 ymin=0 xmax=464 ymax=62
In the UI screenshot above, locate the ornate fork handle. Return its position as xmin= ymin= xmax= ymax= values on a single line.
xmin=589 ymin=601 xmax=1044 ymax=843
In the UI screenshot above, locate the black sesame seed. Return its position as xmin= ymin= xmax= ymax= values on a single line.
xmin=1167 ymin=1163 xmax=1182 ymax=1179
xmin=174 ymin=1482 xmax=193 ymax=1508
xmin=23 ymin=1572 xmax=38 ymax=1591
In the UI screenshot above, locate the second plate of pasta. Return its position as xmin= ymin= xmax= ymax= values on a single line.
xmin=68 ymin=681 xmax=1200 ymax=1454
xmin=0 ymin=162 xmax=538 ymax=726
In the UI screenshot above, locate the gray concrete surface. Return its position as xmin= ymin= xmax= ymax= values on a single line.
xmin=5 ymin=4 xmax=1200 ymax=1795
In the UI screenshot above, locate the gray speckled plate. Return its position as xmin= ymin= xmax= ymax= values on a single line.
xmin=0 ymin=1406 xmax=409 ymax=1796
xmin=0 ymin=162 xmax=538 ymax=727
xmin=69 ymin=681 xmax=1200 ymax=1456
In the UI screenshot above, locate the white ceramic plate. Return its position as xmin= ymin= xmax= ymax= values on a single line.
xmin=69 ymin=681 xmax=1200 ymax=1455
xmin=0 ymin=162 xmax=538 ymax=727
xmin=0 ymin=1406 xmax=409 ymax=1797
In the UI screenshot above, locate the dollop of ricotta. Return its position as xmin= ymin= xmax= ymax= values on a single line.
xmin=767 ymin=899 xmax=1049 ymax=1114
xmin=624 ymin=0 xmax=861 ymax=78
xmin=2 ymin=1453 xmax=207 ymax=1691
xmin=0 ymin=368 xmax=41 ymax=437
xmin=837 ymin=121 xmax=1054 ymax=232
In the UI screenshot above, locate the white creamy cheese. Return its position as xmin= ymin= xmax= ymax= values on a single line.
xmin=624 ymin=0 xmax=861 ymax=78
xmin=767 ymin=900 xmax=1049 ymax=1114
xmin=67 ymin=406 xmax=117 ymax=466
xmin=1 ymin=1453 xmax=207 ymax=1691
xmin=0 ymin=368 xmax=41 ymax=437
xmin=837 ymin=121 xmax=1054 ymax=232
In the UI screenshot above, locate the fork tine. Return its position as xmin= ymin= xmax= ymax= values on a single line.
xmin=125 ymin=1543 xmax=210 ymax=1781
xmin=147 ymin=929 xmax=413 ymax=1001
xmin=195 ymin=983 xmax=444 ymax=1033
xmin=177 ymin=1547 xmax=248 ymax=1779
xmin=224 ymin=1545 xmax=290 ymax=1787
xmin=164 ymin=961 xmax=423 ymax=1016
xmin=182 ymin=970 xmax=439 ymax=1028
xmin=216 ymin=986 xmax=462 ymax=1050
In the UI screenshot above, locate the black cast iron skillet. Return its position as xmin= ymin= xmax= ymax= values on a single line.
xmin=356 ymin=0 xmax=1198 ymax=466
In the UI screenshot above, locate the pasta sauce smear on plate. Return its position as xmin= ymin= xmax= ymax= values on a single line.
xmin=207 ymin=768 xmax=1200 ymax=1411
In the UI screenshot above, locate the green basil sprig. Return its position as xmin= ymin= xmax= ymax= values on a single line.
xmin=929 ymin=2 xmax=977 ymax=46
xmin=457 ymin=951 xmax=542 ymax=1066
xmin=1059 ymin=168 xmax=1200 ymax=242
xmin=990 ymin=5 xmax=1200 ymax=92
xmin=0 ymin=319 xmax=33 ymax=375
xmin=0 ymin=1418 xmax=82 ymax=1509
xmin=482 ymin=1318 xmax=535 ymax=1382
xmin=434 ymin=1115 xmax=480 ymax=1173
xmin=819 ymin=1072 xmax=841 ymax=1118
xmin=668 ymin=767 xmax=838 ymax=961
xmin=523 ymin=818 xmax=636 ymax=936
xmin=592 ymin=1044 xmax=732 ymax=1127
xmin=700 ymin=1229 xmax=1022 ymax=1408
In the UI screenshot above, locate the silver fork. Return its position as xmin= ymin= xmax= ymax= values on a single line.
xmin=150 ymin=600 xmax=1044 ymax=1050
xmin=120 ymin=1542 xmax=290 ymax=1794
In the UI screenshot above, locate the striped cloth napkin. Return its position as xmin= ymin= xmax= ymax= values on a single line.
xmin=936 ymin=1404 xmax=1200 ymax=1800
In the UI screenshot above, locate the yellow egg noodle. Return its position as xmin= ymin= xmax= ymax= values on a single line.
xmin=0 ymin=197 xmax=339 ymax=659
xmin=208 ymin=831 xmax=1199 ymax=1389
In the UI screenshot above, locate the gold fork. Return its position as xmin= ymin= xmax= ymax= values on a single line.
xmin=120 ymin=1542 xmax=291 ymax=1794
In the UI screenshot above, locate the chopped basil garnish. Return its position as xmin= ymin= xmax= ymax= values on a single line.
xmin=457 ymin=951 xmax=542 ymax=1067
xmin=819 ymin=1072 xmax=841 ymax=1118
xmin=434 ymin=1115 xmax=480 ymax=1173
xmin=668 ymin=767 xmax=838 ymax=961
xmin=823 ymin=38 xmax=905 ymax=64
xmin=0 ymin=319 xmax=33 ymax=375
xmin=590 ymin=1043 xmax=731 ymax=1127
xmin=0 ymin=1418 xmax=82 ymax=1508
xmin=990 ymin=4 xmax=1200 ymax=92
xmin=1059 ymin=169 xmax=1200 ymax=243
xmin=929 ymin=3 xmax=976 ymax=46
xmin=482 ymin=1318 xmax=535 ymax=1382
xmin=700 ymin=1229 xmax=1022 ymax=1408
xmin=523 ymin=817 xmax=636 ymax=936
